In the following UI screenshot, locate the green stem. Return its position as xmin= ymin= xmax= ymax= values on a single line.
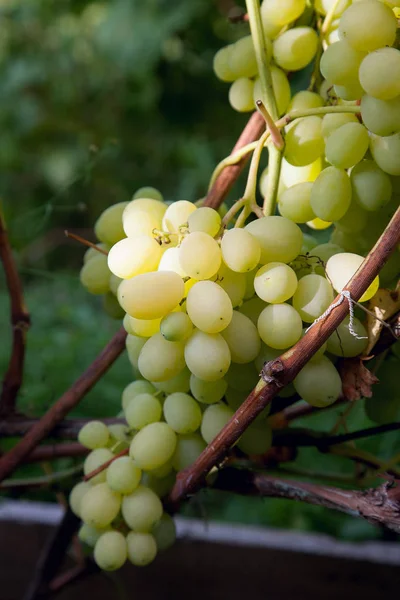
xmin=243 ymin=129 xmax=270 ymax=203
xmin=220 ymin=197 xmax=248 ymax=229
xmin=321 ymin=0 xmax=342 ymax=35
xmin=263 ymin=146 xmax=283 ymax=216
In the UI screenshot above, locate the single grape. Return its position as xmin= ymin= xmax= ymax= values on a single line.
xmin=184 ymin=330 xmax=231 ymax=381
xmin=292 ymin=274 xmax=334 ymax=323
xmin=254 ymin=67 xmax=291 ymax=116
xmin=216 ymin=262 xmax=247 ymax=308
xmin=188 ymin=207 xmax=221 ymax=236
xmin=315 ymin=0 xmax=350 ymax=16
xmin=138 ymin=333 xmax=185 ymax=382
xmin=78 ymin=523 xmax=109 ymax=548
xmin=124 ymin=393 xmax=162 ymax=430
xmin=307 ymin=217 xmax=332 ymax=230
xmin=126 ymin=335 xmax=147 ymax=370
xmin=80 ymin=483 xmax=121 ymax=528
xmin=125 ymin=314 xmax=162 ymax=338
xmin=245 ymin=216 xmax=303 ymax=264
xmin=186 ymin=281 xmax=233 ymax=334
xmin=162 ymin=200 xmax=196 ymax=233
xmin=240 ymin=293 xmax=268 ymax=326
xmin=213 ymin=45 xmax=236 ymax=82
xmin=278 ymin=182 xmax=315 ymax=223
xmin=221 ymin=228 xmax=261 ymax=273
xmin=123 ymin=198 xmax=166 ymax=238
xmin=84 ymin=448 xmax=114 ymax=485
xmin=78 ymin=421 xmax=110 ymax=450
xmin=338 ymin=0 xmax=397 ymax=51
xmin=190 ymin=375 xmax=227 ymax=405
xmin=200 ymin=403 xmax=234 ymax=444
xmin=327 ymin=316 xmax=368 ymax=357
xmin=129 ymin=422 xmax=177 ymax=470
xmin=163 ymin=392 xmax=202 ymax=434
xmin=221 ymin=310 xmax=261 ymax=364
xmin=370 ymin=132 xmax=400 ymax=176
xmin=257 ymin=303 xmax=303 ymax=349
xmin=158 ymin=246 xmax=187 ymax=277
xmin=179 ymin=232 xmax=221 ymax=280
xmin=94 ymin=202 xmax=128 ymax=245
xmin=94 ymin=531 xmax=127 ymax=571
xmin=361 ymin=95 xmax=400 ymax=137
xmin=69 ymin=481 xmax=91 ymax=517
xmin=359 ymin=48 xmax=400 ymax=100
xmin=133 ymin=187 xmax=163 ymax=202
xmin=228 ymin=78 xmax=255 ymax=112
xmin=280 ymin=157 xmax=322 ymax=187
xmin=351 ymin=160 xmax=392 ymax=212
xmin=107 ymin=236 xmax=162 ymax=279
xmin=152 ymin=367 xmax=191 ymax=394
xmin=254 ymin=262 xmax=298 ymax=303
xmin=326 ymin=252 xmax=379 ymax=302
xmin=118 ymin=271 xmax=184 ymax=319
xmin=325 ymin=123 xmax=369 ymax=169
xmin=334 ymin=81 xmax=364 ymax=101
xmin=122 ymin=380 xmax=157 ymax=411
xmin=321 ymin=112 xmax=358 ymax=139
xmin=126 ymin=532 xmax=157 ymax=566
xmin=273 ymin=27 xmax=318 ymax=71
xmin=121 ymin=485 xmax=163 ymax=532
xmin=284 ymin=117 xmax=325 ymax=167
xmin=152 ymin=514 xmax=177 ymax=552
xmin=80 ymin=255 xmax=111 ymax=295
xmin=336 ymin=201 xmax=368 ymax=234
xmin=320 ymin=40 xmax=366 ymax=86
xmin=228 ymin=36 xmax=259 ymax=79
xmin=261 ymin=0 xmax=306 ymax=26
xmin=294 ymin=356 xmax=342 ymax=407
xmin=288 ymin=91 xmax=324 ymax=112
xmin=160 ymin=312 xmax=193 ymax=342
xmin=310 ymin=167 xmax=352 ymax=222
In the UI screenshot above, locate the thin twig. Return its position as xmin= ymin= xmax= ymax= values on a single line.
xmin=0 ymin=416 xmax=126 ymax=438
xmin=65 ymin=230 xmax=108 ymax=255
xmin=83 ymin=448 xmax=128 ymax=482
xmin=0 ymin=464 xmax=83 ymax=490
xmin=24 ymin=442 xmax=88 ymax=463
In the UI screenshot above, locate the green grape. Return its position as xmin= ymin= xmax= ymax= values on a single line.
xmin=123 ymin=198 xmax=166 ymax=236
xmin=257 ymin=303 xmax=302 ymax=349
xmin=162 ymin=200 xmax=197 ymax=233
xmin=129 ymin=422 xmax=177 ymax=470
xmin=237 ymin=421 xmax=272 ymax=455
xmin=126 ymin=314 xmax=162 ymax=338
xmin=78 ymin=523 xmax=109 ymax=548
xmin=315 ymin=0 xmax=351 ymax=16
xmin=126 ymin=532 xmax=157 ymax=567
xmin=140 ymin=472 xmax=175 ymax=498
xmin=163 ymin=392 xmax=202 ymax=434
xmin=280 ymin=157 xmax=322 ymax=187
xmin=321 ymin=112 xmax=359 ymax=139
xmin=171 ymin=432 xmax=206 ymax=470
xmin=288 ymin=91 xmax=324 ymax=112
xmin=228 ymin=35 xmax=259 ymax=79
xmin=261 ymin=0 xmax=306 ymax=26
xmin=294 ymin=356 xmax=342 ymax=407
xmin=284 ymin=117 xmax=324 ymax=167
xmin=184 ymin=330 xmax=231 ymax=381
xmin=365 ymin=359 xmax=400 ymax=424
xmin=94 ymin=202 xmax=128 ymax=246
xmin=78 ymin=421 xmax=110 ymax=450
xmin=334 ymin=81 xmax=364 ymax=101
xmin=152 ymin=367 xmax=191 ymax=394
xmin=273 ymin=27 xmax=318 ymax=71
xmin=122 ymin=380 xmax=156 ymax=411
xmin=133 ymin=186 xmax=163 ymax=202
xmin=138 ymin=333 xmax=185 ymax=382
xmin=125 ymin=393 xmax=162 ymax=430
xmin=200 ymin=403 xmax=234 ymax=444
xmin=126 ymin=335 xmax=147 ymax=369
xmin=254 ymin=67 xmax=291 ymax=116
xmin=221 ymin=228 xmax=261 ymax=273
xmin=84 ymin=448 xmax=114 ymax=485
xmin=158 ymin=247 xmax=187 ymax=277
xmin=320 ymin=41 xmax=366 ymax=86
xmin=221 ymin=311 xmax=261 ymax=364
xmin=107 ymin=236 xmax=162 ymax=279
xmin=370 ymin=132 xmax=400 ymax=176
xmin=160 ymin=312 xmax=193 ymax=342
xmin=338 ymin=0 xmax=396 ymax=51
xmin=83 ymin=243 xmax=110 ymax=263
xmin=335 ymin=201 xmax=368 ymax=233
xmin=121 ymin=485 xmax=163 ymax=532
xmin=310 ymin=167 xmax=352 ymax=221
xmin=350 ymin=160 xmax=392 ymax=212
xmin=152 ymin=514 xmax=176 ymax=552
xmin=102 ymin=292 xmax=125 ymax=319
xmin=80 ymin=483 xmax=121 ymax=528
xmin=69 ymin=481 xmax=91 ymax=517
xmin=94 ymin=531 xmax=127 ymax=571
xmin=188 ymin=207 xmax=221 ymax=236
xmin=225 ymin=362 xmax=259 ymax=392
xmin=292 ymin=274 xmax=334 ymax=323
xmin=359 ymin=48 xmax=400 ymax=101
xmin=118 ymin=271 xmax=184 ymax=319
xmin=326 ymin=252 xmax=379 ymax=302
xmin=107 ymin=456 xmax=142 ymax=495
xmin=186 ymin=281 xmax=232 ymax=334
xmin=327 ymin=315 xmax=368 ymax=357
xmin=254 ymin=262 xmax=298 ymax=303
xmin=259 ymin=165 xmax=287 ymax=198
xmin=213 ymin=45 xmax=236 ymax=82
xmin=361 ymin=95 xmax=400 ymax=137
xmin=190 ymin=375 xmax=227 ymax=404
xmin=228 ymin=78 xmax=255 ymax=112
xmin=329 ymin=228 xmax=363 ymax=254
xmin=254 ymin=343 xmax=281 ymax=373
xmin=179 ymin=232 xmax=221 ymax=280
xmin=245 ymin=216 xmax=303 ymax=264
xmin=107 ymin=424 xmax=131 ymax=448
xmin=216 ymin=263 xmax=247 ymax=308
xmin=325 ymin=123 xmax=369 ymax=169
xmin=278 ymin=182 xmax=315 ymax=223
xmin=151 ymin=460 xmax=173 ymax=479
xmin=80 ymin=254 xmax=111 ymax=295
xmin=305 ymin=242 xmax=344 ymax=267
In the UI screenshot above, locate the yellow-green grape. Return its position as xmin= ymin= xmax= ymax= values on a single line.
xmin=260 ymin=165 xmax=287 ymax=198
xmin=186 ymin=281 xmax=232 ymax=334
xmin=129 ymin=422 xmax=177 ymax=470
xmin=335 ymin=202 xmax=368 ymax=234
xmin=278 ymin=182 xmax=315 ymax=223
xmin=216 ymin=263 xmax=247 ymax=308
xmin=361 ymin=95 xmax=400 ymax=137
xmin=83 ymin=244 xmax=110 ymax=263
xmin=94 ymin=202 xmax=128 ymax=245
xmin=78 ymin=421 xmax=110 ymax=450
xmin=162 ymin=200 xmax=196 ymax=233
xmin=121 ymin=485 xmax=163 ymax=532
xmin=126 ymin=532 xmax=157 ymax=566
xmin=213 ymin=45 xmax=236 ymax=82
xmin=301 ymin=233 xmax=318 ymax=253
xmin=280 ymin=157 xmax=322 ymax=187
xmin=228 ymin=78 xmax=255 ymax=112
xmin=284 ymin=117 xmax=324 ymax=167
xmin=163 ymin=392 xmax=202 ymax=434
xmin=351 ymin=160 xmax=392 ymax=212
xmin=80 ymin=254 xmax=111 ymax=295
xmin=294 ymin=356 xmax=342 ymax=407
xmin=125 ymin=315 xmax=162 ymax=338
xmin=108 ymin=236 xmax=162 ymax=279
xmin=152 ymin=514 xmax=176 ymax=552
xmin=254 ymin=262 xmax=298 ymax=304
xmin=152 ymin=367 xmax=191 ymax=394
xmin=225 ymin=362 xmax=258 ymax=392
xmin=326 ymin=252 xmax=379 ymax=302
xmin=106 ymin=456 xmax=142 ymax=495
xmin=188 ymin=206 xmax=221 ymax=236
xmin=307 ymin=217 xmax=332 ymax=231
xmin=126 ymin=335 xmax=147 ymax=370
xmin=338 ymin=0 xmax=397 ymax=51
xmin=107 ymin=424 xmax=130 ymax=449
xmin=272 ymin=27 xmax=318 ymax=71
xmin=78 ymin=524 xmax=109 ymax=548
xmin=200 ymin=403 xmax=234 ymax=444
xmin=327 ymin=315 xmax=368 ymax=357
xmin=359 ymin=48 xmax=400 ymax=100
xmin=292 ymin=274 xmax=334 ymax=323
xmin=103 ymin=293 xmax=124 ymax=320
xmin=245 ymin=216 xmax=303 ymax=264
xmin=138 ymin=333 xmax=185 ymax=382
xmin=184 ymin=330 xmax=231 ymax=381
xmin=80 ymin=483 xmax=121 ymax=528
xmin=221 ymin=311 xmax=261 ymax=364
xmin=237 ymin=421 xmax=272 ymax=455
xmin=133 ymin=186 xmax=163 ymax=202
xmin=325 ymin=123 xmax=369 ymax=169
xmin=257 ymin=303 xmax=302 ymax=349
xmin=118 ymin=271 xmax=184 ymax=319
xmin=261 ymin=0 xmax=306 ymax=26
xmin=140 ymin=472 xmax=175 ymax=498
xmin=122 ymin=380 xmax=157 ymax=411
xmin=254 ymin=66 xmax=291 ymax=116
xmin=160 ymin=312 xmax=193 ymax=342
xmin=151 ymin=460 xmax=173 ymax=478
xmin=310 ymin=167 xmax=352 ymax=222
xmin=228 ymin=35 xmax=259 ymax=79
xmin=334 ymin=81 xmax=364 ymax=101
xmin=124 ymin=393 xmax=162 ymax=430
xmin=315 ymin=0 xmax=351 ymax=16
xmin=221 ymin=228 xmax=261 ymax=273
xmin=254 ymin=343 xmax=280 ymax=373
xmin=94 ymin=531 xmax=127 ymax=571
xmin=84 ymin=448 xmax=114 ymax=485
xmin=123 ymin=198 xmax=166 ymax=238
xmin=69 ymin=481 xmax=91 ymax=517
xmin=179 ymin=232 xmax=221 ymax=280
xmin=288 ymin=91 xmax=324 ymax=112
xmin=320 ymin=41 xmax=366 ymax=86
xmin=370 ymin=132 xmax=400 ymax=176
xmin=321 ymin=113 xmax=359 ymax=139
xmin=158 ymin=246 xmax=187 ymax=277
xmin=311 ymin=243 xmax=343 ymax=263
xmin=190 ymin=375 xmax=227 ymax=404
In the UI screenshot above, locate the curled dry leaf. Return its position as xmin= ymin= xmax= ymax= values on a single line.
xmin=365 ymin=283 xmax=400 ymax=356
xmin=338 ymin=358 xmax=379 ymax=402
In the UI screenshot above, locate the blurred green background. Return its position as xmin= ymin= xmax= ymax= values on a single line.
xmin=0 ymin=0 xmax=399 ymax=544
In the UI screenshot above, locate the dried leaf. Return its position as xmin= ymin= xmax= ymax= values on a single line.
xmin=339 ymin=358 xmax=379 ymax=401
xmin=365 ymin=283 xmax=400 ymax=355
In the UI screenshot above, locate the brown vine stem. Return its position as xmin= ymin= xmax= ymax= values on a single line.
xmin=65 ymin=230 xmax=108 ymax=255
xmin=0 ymin=211 xmax=31 ymax=415
xmin=0 ymin=416 xmax=126 ymax=438
xmin=22 ymin=442 xmax=88 ymax=463
xmin=168 ymin=206 xmax=400 ymax=507
xmin=203 ymin=111 xmax=265 ymax=209
xmin=0 ymin=327 xmax=127 ymax=483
